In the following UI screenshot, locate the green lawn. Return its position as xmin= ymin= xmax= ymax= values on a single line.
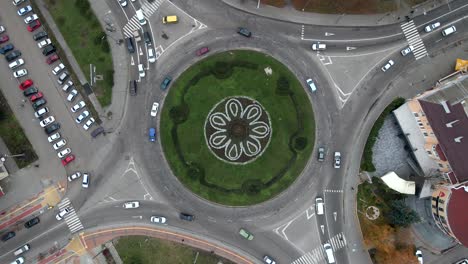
xmin=161 ymin=50 xmax=315 ymax=205
xmin=44 ymin=0 xmax=114 ymax=106
xmin=0 ymin=90 xmax=37 ymax=168
xmin=115 ymin=236 xmax=233 ymax=264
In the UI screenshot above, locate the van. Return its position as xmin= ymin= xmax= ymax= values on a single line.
xmin=441 ymin=26 xmax=456 ymax=36
xmin=136 ymin=9 xmax=146 ymax=25
xmin=14 ymin=244 xmax=30 ymax=256
xmin=315 ymin=197 xmax=324 ymax=215
xmin=125 ymin=37 xmax=135 ymax=53
xmin=129 ymin=80 xmax=137 ymax=95
xmin=323 ymin=243 xmax=335 ymax=263
xmin=162 ymin=15 xmax=178 ymax=24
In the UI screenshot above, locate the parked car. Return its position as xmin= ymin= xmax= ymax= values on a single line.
xmin=237 ymin=27 xmax=251 ymax=37
xmin=6 ymin=50 xmax=21 ymax=62
xmin=138 ymin=64 xmax=145 ymax=77
xmin=19 ymin=79 xmax=33 ymax=90
xmin=44 ymin=123 xmax=60 ymax=135
xmin=13 ymin=244 xmax=30 ymax=256
xmin=312 ymin=43 xmax=326 ymax=50
xmin=68 ymin=172 xmax=81 ymax=181
xmin=149 ymin=128 xmax=156 ymax=142
xmin=57 ymin=148 xmax=71 ymax=158
xmin=0 ymin=26 xmax=4 ymax=34
xmin=179 ymin=212 xmax=194 ymax=221
xmin=160 ymin=76 xmax=172 ymax=90
xmin=67 ymin=89 xmax=78 ymax=102
xmin=123 ymin=201 xmax=140 ymax=209
xmin=400 ymin=45 xmax=414 ymax=56
xmin=47 ymin=132 xmax=60 ymax=143
xmin=0 ymin=35 xmax=9 ymax=44
xmin=37 ymin=38 xmax=51 ymax=49
xmin=32 ymin=98 xmax=46 ymax=110
xmin=24 ymin=14 xmax=38 ymax=24
xmin=318 ymin=147 xmax=325 ymax=161
xmin=46 ymin=53 xmax=59 ymax=64
xmin=82 ymin=173 xmax=90 ymax=188
xmin=61 ymin=154 xmax=75 ymax=166
xmin=24 ymin=217 xmax=40 ymax=228
xmin=42 ymin=44 xmax=56 ymax=56
xmin=57 ymin=71 xmax=69 ymax=84
xmin=33 ymin=31 xmax=48 ymax=41
xmin=150 ymin=216 xmax=167 ymax=224
xmin=39 ymin=116 xmax=55 ymax=127
xmin=11 ymin=257 xmax=24 ymax=264
xmin=424 ymin=21 xmax=441 ymax=32
xmin=415 ymin=249 xmax=423 ymax=264
xmin=30 ymin=92 xmax=43 ymax=102
xmin=381 ymin=60 xmax=394 ymax=72
xmin=52 ymin=63 xmax=65 ymax=75
xmin=55 ymin=207 xmax=71 ymax=220
xmin=239 ymin=228 xmax=254 ymax=240
xmin=34 ymin=107 xmax=49 ymax=118
xmin=334 ymin=152 xmax=341 ymax=169
xmin=0 ymin=44 xmax=14 ymax=54
xmin=1 ymin=231 xmax=15 ymax=241
xmin=91 ymin=127 xmax=105 ymax=138
xmin=53 ymin=139 xmax=66 ymax=150
xmin=83 ymin=117 xmax=95 ymax=130
xmin=8 ymin=58 xmax=24 ymax=69
xmin=129 ymin=80 xmax=137 ymax=95
xmin=148 ymin=47 xmax=156 ymax=63
xmin=23 ymin=87 xmax=38 ymax=96
xmin=75 ymin=110 xmax=89 ymax=123
xmin=13 ymin=0 xmax=26 ymax=5
xmin=150 ymin=102 xmax=159 ymax=117
xmin=196 ymin=47 xmax=209 ymax=56
xmin=71 ymin=101 xmax=85 ymax=112
xmin=13 ymin=69 xmax=28 ymax=78
xmin=27 ymin=20 xmax=41 ymax=32
xmin=17 ymin=5 xmax=32 ymax=16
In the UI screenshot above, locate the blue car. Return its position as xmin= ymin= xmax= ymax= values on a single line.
xmin=17 ymin=5 xmax=32 ymax=16
xmin=0 ymin=44 xmax=14 ymax=55
xmin=149 ymin=128 xmax=156 ymax=142
xmin=160 ymin=76 xmax=172 ymax=90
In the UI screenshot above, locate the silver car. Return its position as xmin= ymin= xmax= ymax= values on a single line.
xmin=75 ymin=110 xmax=89 ymax=123
xmin=57 ymin=148 xmax=71 ymax=158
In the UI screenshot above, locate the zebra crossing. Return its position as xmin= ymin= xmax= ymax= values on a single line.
xmin=400 ymin=20 xmax=428 ymax=60
xmin=122 ymin=0 xmax=165 ymax=38
xmin=290 ymin=232 xmax=347 ymax=264
xmin=58 ymin=197 xmax=84 ymax=233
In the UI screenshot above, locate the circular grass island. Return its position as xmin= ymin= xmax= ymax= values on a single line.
xmin=160 ymin=50 xmax=315 ymax=206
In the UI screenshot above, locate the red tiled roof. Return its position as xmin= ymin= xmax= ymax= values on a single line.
xmin=435 ymin=144 xmax=447 ymax=161
xmin=448 ymin=172 xmax=457 ymax=184
xmin=419 ymin=100 xmax=468 ymax=183
xmin=447 ymin=187 xmax=468 ymax=246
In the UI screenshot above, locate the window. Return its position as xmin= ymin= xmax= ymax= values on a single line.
xmin=438 ymin=207 xmax=444 ymax=212
xmin=414 ymin=113 xmax=419 ymax=117
xmin=438 ymin=163 xmax=444 ymax=168
xmin=423 ymin=132 xmax=428 ymax=137
xmin=427 ymin=150 xmax=432 ymax=155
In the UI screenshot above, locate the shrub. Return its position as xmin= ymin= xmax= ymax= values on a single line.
xmin=294 ymin=136 xmax=307 ymax=151
xmin=242 ymin=179 xmax=263 ymax=195
xmin=101 ymin=39 xmax=110 ymax=53
xmin=212 ymin=61 xmax=233 ymax=79
xmin=75 ymin=0 xmax=90 ymax=14
xmin=105 ymin=69 xmax=114 ymax=87
xmin=169 ymin=103 xmax=189 ymax=124
xmin=186 ymin=163 xmax=204 ymax=180
xmin=57 ymin=16 xmax=65 ymax=25
xmin=385 ymin=200 xmax=419 ymax=227
xmin=93 ymin=33 xmax=103 ymax=45
xmin=276 ymin=75 xmax=292 ymax=95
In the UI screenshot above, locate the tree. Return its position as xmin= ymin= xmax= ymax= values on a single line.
xmin=386 ymin=200 xmax=419 ymax=227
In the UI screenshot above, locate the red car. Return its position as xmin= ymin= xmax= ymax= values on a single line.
xmin=0 ymin=35 xmax=9 ymax=44
xmin=196 ymin=47 xmax=209 ymax=56
xmin=46 ymin=54 xmax=59 ymax=65
xmin=19 ymin=79 xmax=33 ymax=90
xmin=27 ymin=20 xmax=41 ymax=32
xmin=30 ymin=92 xmax=43 ymax=102
xmin=62 ymin=154 xmax=75 ymax=166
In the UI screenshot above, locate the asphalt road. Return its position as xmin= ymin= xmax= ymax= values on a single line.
xmin=0 ymin=0 xmax=467 ymax=263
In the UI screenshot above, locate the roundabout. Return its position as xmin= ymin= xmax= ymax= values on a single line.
xmin=160 ymin=50 xmax=316 ymax=205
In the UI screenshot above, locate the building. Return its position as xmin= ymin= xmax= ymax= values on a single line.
xmin=394 ymin=71 xmax=468 ymax=246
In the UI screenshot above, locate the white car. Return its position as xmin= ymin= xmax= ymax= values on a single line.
xmin=24 ymin=14 xmax=38 ymax=24
xmin=62 ymin=81 xmax=74 ymax=92
xmin=82 ymin=173 xmax=90 ymax=188
xmin=67 ymin=89 xmax=78 ymax=102
xmin=53 ymin=139 xmax=67 ymax=150
xmin=11 ymin=257 xmax=25 ymax=264
xmin=381 ymin=60 xmax=394 ymax=72
xmin=400 ymin=45 xmax=414 ymax=56
xmin=138 ymin=64 xmax=145 ymax=78
xmin=68 ymin=172 xmax=81 ymax=182
xmin=71 ymin=101 xmax=86 ymax=112
xmin=119 ymin=0 xmax=128 ymax=7
xmin=13 ymin=69 xmax=28 ymax=78
xmin=150 ymin=216 xmax=167 ymax=224
xmin=52 ymin=63 xmax=65 ymax=75
xmin=311 ymin=43 xmax=326 ymax=51
xmin=8 ymin=58 xmax=24 ymax=69
xmin=39 ymin=116 xmax=55 ymax=127
xmin=57 ymin=148 xmax=71 ymax=158
xmin=123 ymin=201 xmax=140 ymax=209
xmin=150 ymin=102 xmax=159 ymax=117
xmin=34 ymin=107 xmax=49 ymax=118
xmin=424 ymin=22 xmax=441 ymax=32
xmin=415 ymin=249 xmax=423 ymax=264
xmin=47 ymin=132 xmax=61 ymax=143
xmin=306 ymin=78 xmax=317 ymax=92
xmin=83 ymin=117 xmax=95 ymax=130
xmin=263 ymin=256 xmax=276 ymax=264
xmin=56 ymin=207 xmax=71 ymax=220
xmin=0 ymin=26 xmax=5 ymax=34
xmin=17 ymin=5 xmax=32 ymax=16
xmin=75 ymin=110 xmax=89 ymax=123
xmin=148 ymin=47 xmax=156 ymax=63
xmin=37 ymin=38 xmax=51 ymax=49
xmin=334 ymin=152 xmax=341 ymax=169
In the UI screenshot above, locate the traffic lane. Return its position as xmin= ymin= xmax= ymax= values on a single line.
xmin=105 ymin=0 xmax=134 ymax=28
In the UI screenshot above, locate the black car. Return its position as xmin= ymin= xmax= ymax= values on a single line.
xmin=33 ymin=31 xmax=48 ymax=41
xmin=143 ymin=31 xmax=152 ymax=45
xmin=125 ymin=37 xmax=134 ymax=53
xmin=237 ymin=27 xmax=251 ymax=38
xmin=1 ymin=231 xmax=15 ymax=242
xmin=160 ymin=76 xmax=172 ymax=90
xmin=23 ymin=87 xmax=38 ymax=96
xmin=24 ymin=217 xmax=40 ymax=228
xmin=32 ymin=98 xmax=46 ymax=110
xmin=42 ymin=44 xmax=56 ymax=56
xmin=44 ymin=123 xmax=60 ymax=135
xmin=179 ymin=213 xmax=194 ymax=221
xmin=0 ymin=44 xmax=14 ymax=54
xmin=6 ymin=50 xmax=21 ymax=62
xmin=129 ymin=80 xmax=137 ymax=96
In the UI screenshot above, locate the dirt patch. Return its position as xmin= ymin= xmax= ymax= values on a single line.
xmin=291 ymin=0 xmax=397 ymax=14
xmin=261 ymin=0 xmax=287 ymax=7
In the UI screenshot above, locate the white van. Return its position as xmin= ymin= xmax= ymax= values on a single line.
xmin=324 ymin=243 xmax=335 ymax=263
xmin=136 ymin=9 xmax=146 ymax=25
xmin=315 ymin=197 xmax=324 ymax=215
xmin=441 ymin=26 xmax=456 ymax=37
xmin=14 ymin=244 xmax=30 ymax=256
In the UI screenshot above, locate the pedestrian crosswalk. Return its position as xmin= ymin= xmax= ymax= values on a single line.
xmin=122 ymin=0 xmax=165 ymax=38
xmin=290 ymin=232 xmax=347 ymax=264
xmin=400 ymin=20 xmax=428 ymax=60
xmin=58 ymin=197 xmax=83 ymax=234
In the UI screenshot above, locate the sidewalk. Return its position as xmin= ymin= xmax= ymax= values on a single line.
xmin=223 ymin=0 xmax=452 ymax=26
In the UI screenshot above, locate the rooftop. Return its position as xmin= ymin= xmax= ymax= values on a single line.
xmin=447 ymin=187 xmax=468 ymax=247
